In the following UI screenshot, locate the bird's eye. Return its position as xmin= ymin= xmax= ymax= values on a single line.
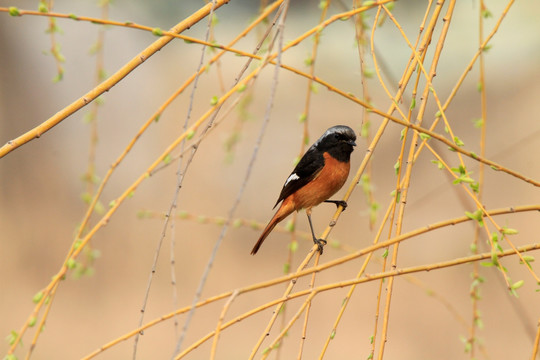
xmin=334 ymin=133 xmax=341 ymax=140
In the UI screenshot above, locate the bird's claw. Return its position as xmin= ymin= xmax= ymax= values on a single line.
xmin=325 ymin=200 xmax=348 ymax=211
xmin=314 ymin=238 xmax=327 ymax=254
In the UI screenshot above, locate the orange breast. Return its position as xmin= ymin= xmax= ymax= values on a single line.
xmin=290 ymin=152 xmax=350 ymax=211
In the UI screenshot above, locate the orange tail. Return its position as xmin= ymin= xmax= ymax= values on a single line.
xmin=251 ymin=199 xmax=295 ymax=255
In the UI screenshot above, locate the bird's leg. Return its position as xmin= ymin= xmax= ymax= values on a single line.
xmin=324 ymin=199 xmax=348 ymax=211
xmin=306 ymin=208 xmax=326 ymax=254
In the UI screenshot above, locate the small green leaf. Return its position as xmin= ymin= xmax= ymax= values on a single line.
xmin=330 ymin=329 xmax=336 ymax=339
xmin=232 ymin=219 xmax=242 ymax=228
xmin=211 ymin=13 xmax=219 ymax=26
xmin=419 ymin=133 xmax=431 ymax=141
xmin=393 ymin=160 xmax=400 ymax=175
xmin=136 ymin=210 xmax=148 ymax=219
xmin=32 ymin=291 xmax=44 ymax=304
xmin=68 ymin=14 xmax=79 ymax=20
xmin=283 ymin=263 xmax=290 ymax=274
xmin=298 ymin=113 xmax=307 ymax=123
xmin=511 ymin=280 xmax=524 ymax=290
xmin=400 ymin=128 xmax=406 ymax=141
xmin=9 ymin=7 xmax=21 ymax=16
xmin=38 ymin=1 xmax=48 ymax=13
xmin=491 ymin=250 xmax=499 ymax=265
xmin=363 ymin=68 xmax=374 ymax=78
xmin=80 ymin=192 xmax=92 ymax=204
xmin=151 ymin=27 xmax=163 ymax=36
xmin=210 ymin=95 xmax=219 ymax=105
xmin=52 ymin=72 xmax=64 ymax=83
xmin=430 ymin=160 xmax=444 ymax=170
xmin=186 ymin=130 xmax=195 ymax=140
xmin=451 ymin=165 xmax=466 ymax=175
xmin=361 ymin=121 xmax=370 ymax=138
xmin=162 ymin=154 xmax=172 ymax=165
xmin=520 ymin=255 xmax=535 ymax=264
xmin=472 ymin=118 xmax=484 ymax=128
xmin=409 ymin=97 xmax=416 ymax=110
xmin=382 ymin=249 xmax=389 ymax=258
xmin=501 ymin=227 xmax=518 ymax=235
xmin=453 ymin=174 xmax=475 ymax=185
xmin=304 ymin=57 xmax=313 ymax=66
xmin=482 ymin=9 xmax=493 ymax=18
xmin=29 ymin=316 xmax=37 ymax=327
xmin=237 ymin=83 xmax=247 ymax=92
xmin=288 ymin=241 xmax=298 ymax=253
xmin=6 ymin=330 xmax=19 ymax=346
xmin=66 ymin=258 xmax=77 ymax=269
xmin=477 ymin=82 xmax=483 ymax=92
xmin=453 ymin=136 xmax=464 ymax=147
xmin=108 ymin=199 xmax=117 ymax=208
xmin=285 ymin=219 xmax=295 ymax=232
xmin=475 ymin=316 xmax=484 ymax=329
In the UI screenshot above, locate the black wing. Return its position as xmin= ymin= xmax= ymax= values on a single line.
xmin=273 ymin=146 xmax=325 ymax=208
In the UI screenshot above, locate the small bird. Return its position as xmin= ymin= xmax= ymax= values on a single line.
xmin=251 ymin=125 xmax=356 ymax=255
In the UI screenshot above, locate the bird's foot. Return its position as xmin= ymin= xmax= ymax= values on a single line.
xmin=313 ymin=238 xmax=327 ymax=255
xmin=324 ymin=200 xmax=348 ymax=211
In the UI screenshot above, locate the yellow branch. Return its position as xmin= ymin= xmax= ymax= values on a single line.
xmin=0 ymin=0 xmax=230 ymax=157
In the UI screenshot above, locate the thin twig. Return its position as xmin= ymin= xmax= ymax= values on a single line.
xmin=171 ymin=2 xmax=290 ymax=357
xmin=131 ymin=2 xmax=219 ymax=359
xmin=178 ymin=242 xmax=540 ymax=359
xmin=79 ymin=204 xmax=540 ymax=359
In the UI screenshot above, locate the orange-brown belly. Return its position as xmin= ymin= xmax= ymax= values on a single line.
xmin=290 ymin=152 xmax=350 ymax=211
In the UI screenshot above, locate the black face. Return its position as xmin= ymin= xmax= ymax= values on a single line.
xmin=315 ymin=125 xmax=356 ymax=162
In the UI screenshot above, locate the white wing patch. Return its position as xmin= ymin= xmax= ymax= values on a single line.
xmin=284 ymin=173 xmax=300 ymax=186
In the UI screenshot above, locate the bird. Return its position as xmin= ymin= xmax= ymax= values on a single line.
xmin=251 ymin=125 xmax=356 ymax=255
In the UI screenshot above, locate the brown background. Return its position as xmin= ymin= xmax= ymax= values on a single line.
xmin=1 ymin=1 xmax=539 ymax=359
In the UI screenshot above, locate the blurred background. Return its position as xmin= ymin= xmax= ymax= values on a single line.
xmin=1 ymin=1 xmax=539 ymax=359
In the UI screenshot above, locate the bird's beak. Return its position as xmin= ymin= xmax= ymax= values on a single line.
xmin=348 ymin=140 xmax=357 ymax=147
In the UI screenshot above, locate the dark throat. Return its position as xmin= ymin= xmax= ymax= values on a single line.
xmin=326 ymin=144 xmax=353 ymax=163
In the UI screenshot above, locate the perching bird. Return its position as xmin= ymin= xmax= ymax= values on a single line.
xmin=251 ymin=125 xmax=356 ymax=255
